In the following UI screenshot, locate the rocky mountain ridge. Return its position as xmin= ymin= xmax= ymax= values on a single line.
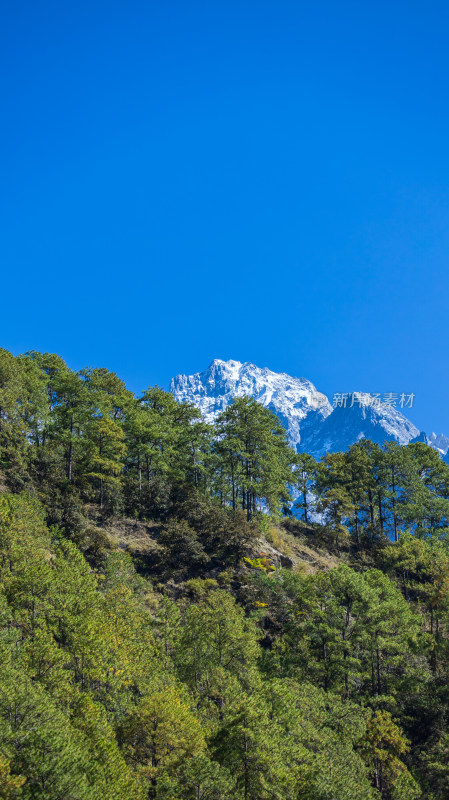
xmin=170 ymin=359 xmax=446 ymax=459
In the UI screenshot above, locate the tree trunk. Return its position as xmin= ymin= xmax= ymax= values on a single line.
xmin=354 ymin=513 xmax=361 ymax=551
xmin=376 ymin=645 xmax=381 ymax=694
xmin=392 ymin=468 xmax=398 ymax=541
xmin=67 ymin=414 xmax=74 ymax=481
xmin=378 ymin=493 xmax=384 ymax=534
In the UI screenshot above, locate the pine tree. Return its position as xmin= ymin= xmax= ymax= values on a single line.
xmin=118 ymin=684 xmax=205 ymax=799
xmin=215 ymin=397 xmax=295 ymax=520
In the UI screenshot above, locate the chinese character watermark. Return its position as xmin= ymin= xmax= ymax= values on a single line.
xmin=332 ymin=392 xmax=415 ymax=410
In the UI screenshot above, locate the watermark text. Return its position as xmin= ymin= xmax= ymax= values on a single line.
xmin=332 ymin=392 xmax=415 ymax=410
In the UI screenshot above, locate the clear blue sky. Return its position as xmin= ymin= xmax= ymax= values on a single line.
xmin=1 ymin=1 xmax=449 ymax=433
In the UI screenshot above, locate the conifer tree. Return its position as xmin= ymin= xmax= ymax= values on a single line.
xmin=215 ymin=396 xmax=295 ymax=520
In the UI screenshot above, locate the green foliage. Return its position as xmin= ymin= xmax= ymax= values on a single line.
xmin=0 ymin=494 xmax=143 ymax=799
xmin=243 ymin=555 xmax=276 ymax=572
xmin=311 ymin=439 xmax=449 ymax=553
xmin=215 ymin=396 xmax=295 ymax=520
xmin=158 ymin=518 xmax=208 ymax=579
xmin=3 ymin=347 xmax=449 ymax=798
xmin=118 ymin=683 xmax=206 ymax=797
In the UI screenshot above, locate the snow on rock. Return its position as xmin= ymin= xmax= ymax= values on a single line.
xmin=301 ymin=394 xmax=420 ymax=458
xmin=170 ymin=359 xmax=444 ymax=458
xmin=427 ymin=432 xmax=449 ymax=455
xmin=170 ymin=359 xmax=332 ymax=450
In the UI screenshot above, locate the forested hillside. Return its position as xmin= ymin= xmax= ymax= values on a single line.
xmin=2 ymin=348 xmax=449 ymax=799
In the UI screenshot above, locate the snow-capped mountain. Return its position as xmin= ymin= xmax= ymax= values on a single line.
xmin=170 ymin=359 xmax=332 ymax=450
xmin=408 ymin=431 xmax=449 ymax=456
xmin=300 ymin=394 xmax=419 ymax=457
xmin=170 ymin=359 xmax=444 ymax=459
xmin=422 ymin=432 xmax=449 ymax=455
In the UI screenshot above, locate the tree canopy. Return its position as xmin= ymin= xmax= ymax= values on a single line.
xmin=1 ymin=347 xmax=449 ymax=799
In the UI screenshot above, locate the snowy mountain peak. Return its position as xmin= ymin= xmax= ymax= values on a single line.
xmin=410 ymin=430 xmax=449 ymax=455
xmin=170 ymin=359 xmax=442 ymax=459
xmin=428 ymin=432 xmax=449 ymax=455
xmin=170 ymin=359 xmax=332 ymax=450
xmin=302 ymin=395 xmax=420 ymax=457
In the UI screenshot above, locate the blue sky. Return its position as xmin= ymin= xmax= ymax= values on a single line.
xmin=1 ymin=0 xmax=449 ymax=433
